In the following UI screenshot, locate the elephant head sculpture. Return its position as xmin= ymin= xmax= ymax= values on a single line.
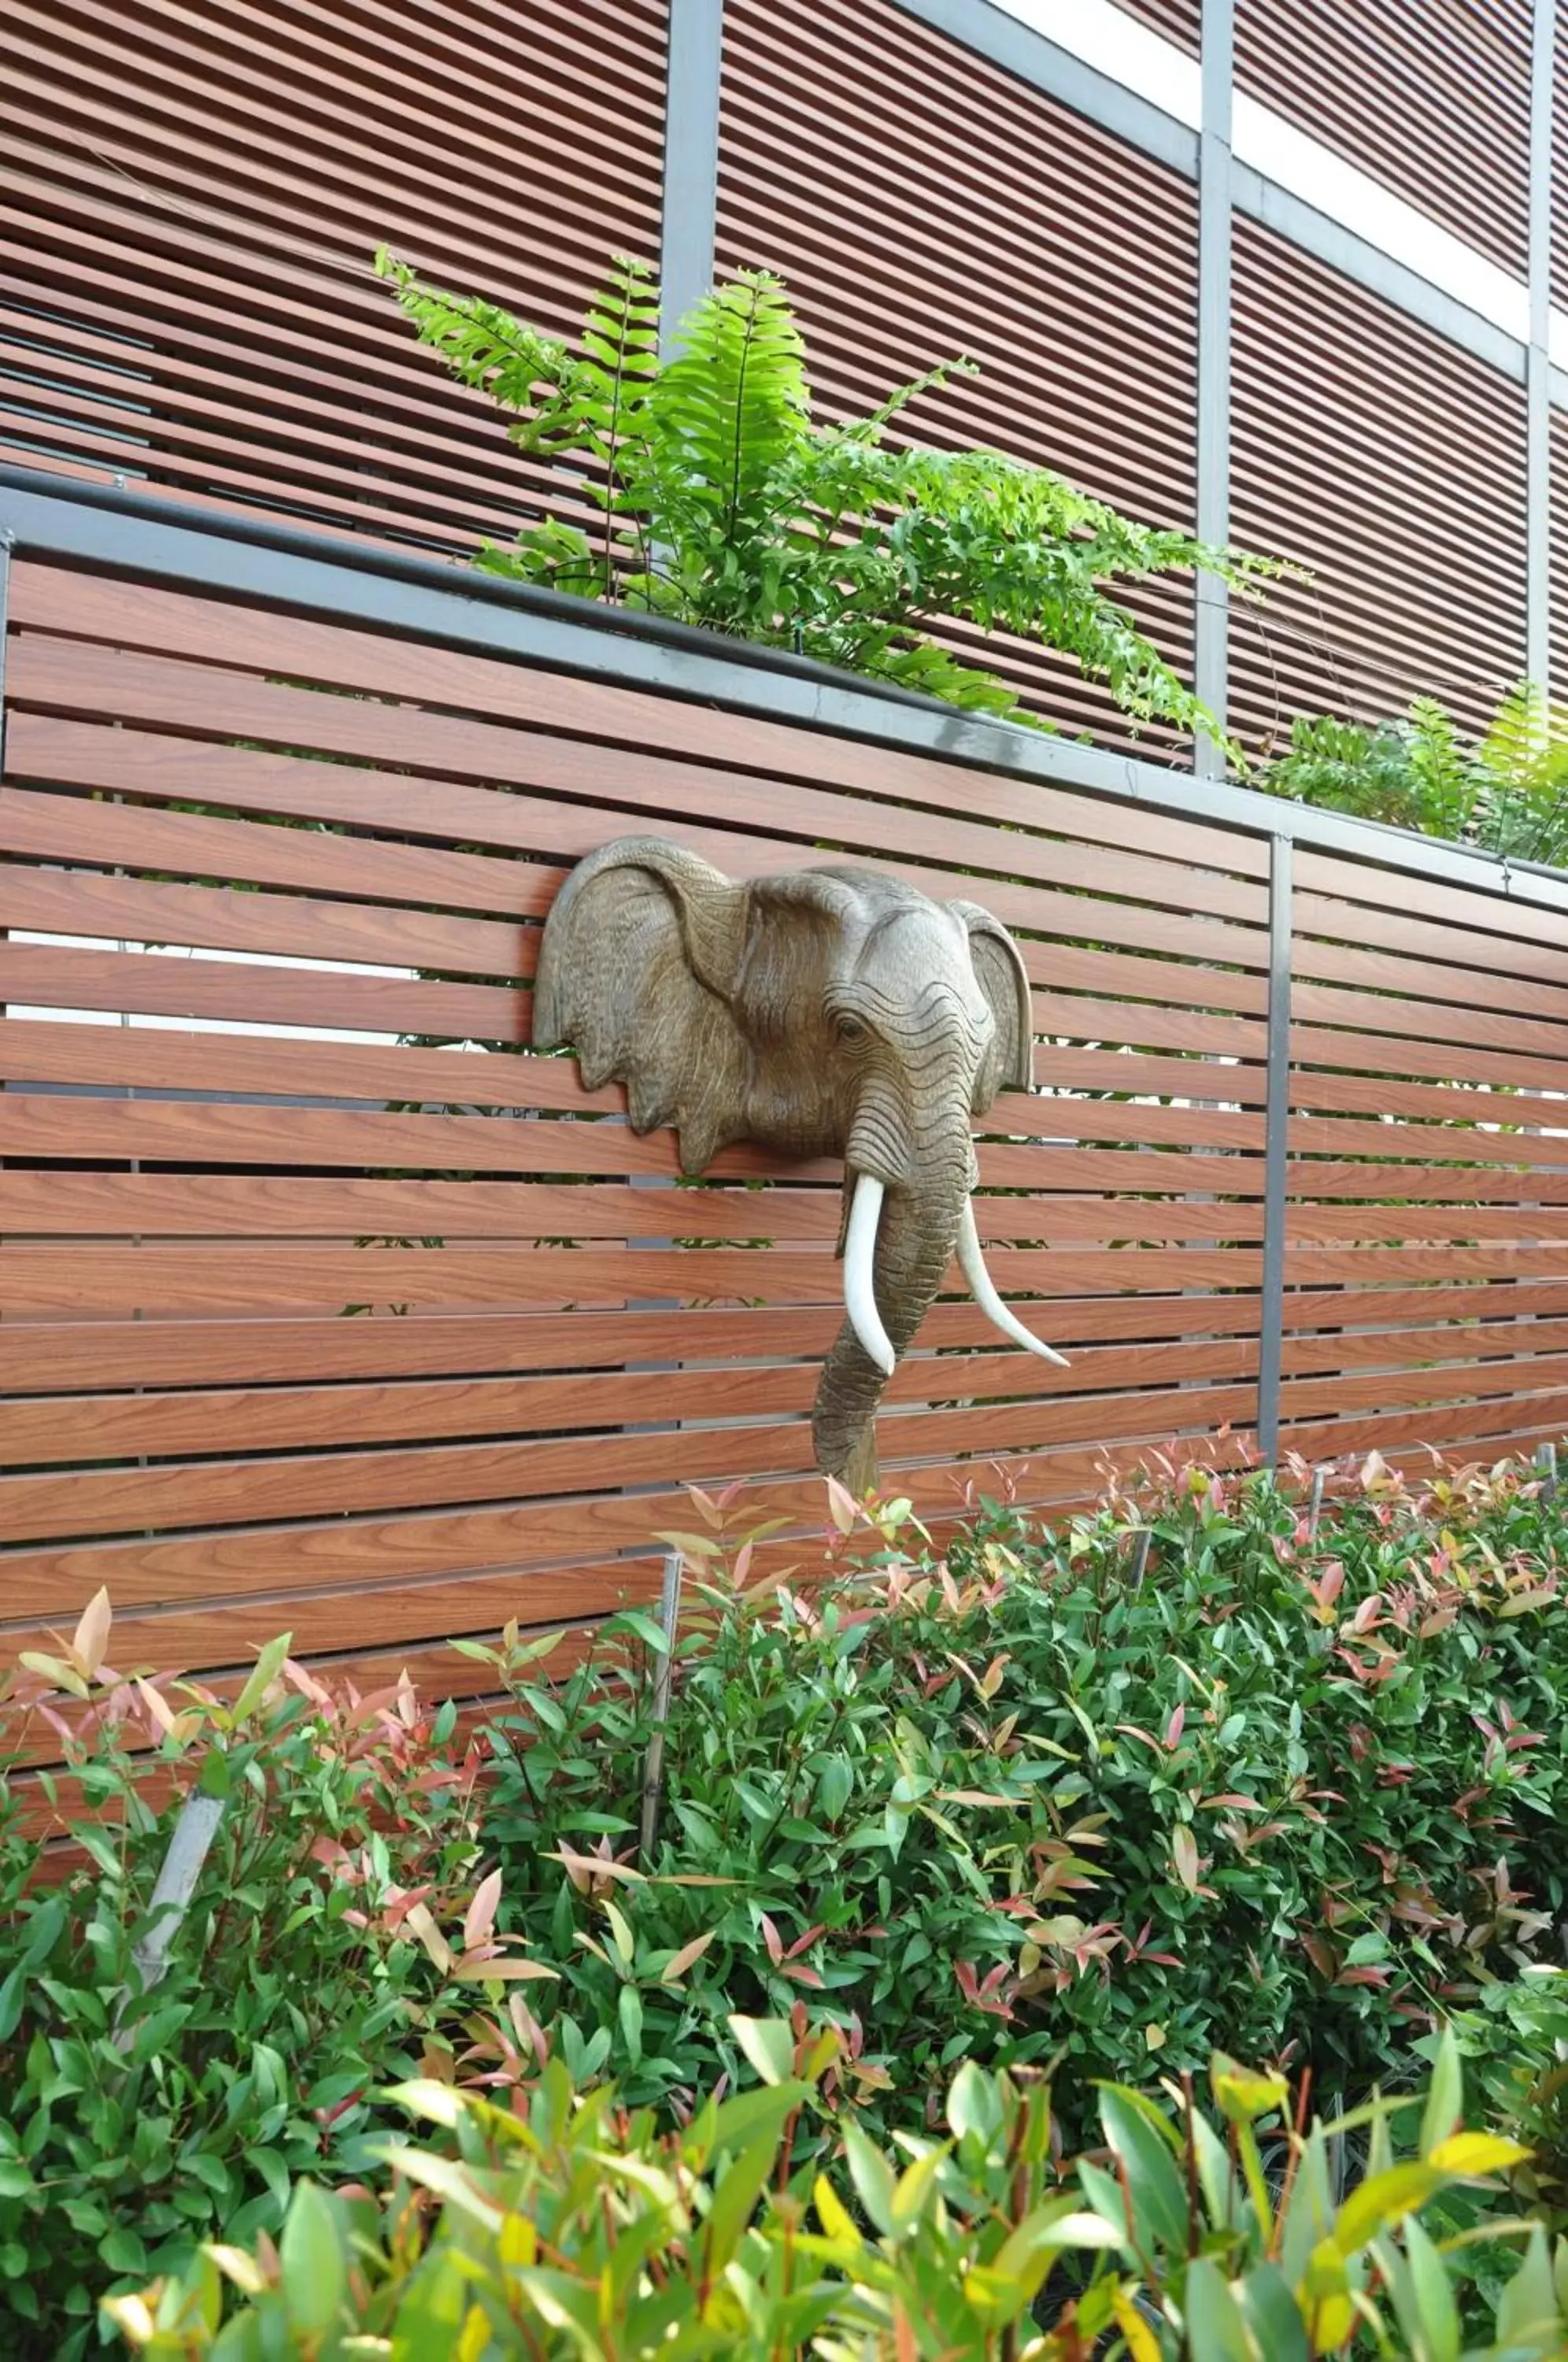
xmin=533 ymin=838 xmax=1067 ymax=1480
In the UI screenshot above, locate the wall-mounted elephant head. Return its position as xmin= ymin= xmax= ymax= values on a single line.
xmin=533 ymin=838 xmax=1067 ymax=1481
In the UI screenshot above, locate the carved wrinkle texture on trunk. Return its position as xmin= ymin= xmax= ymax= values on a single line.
xmin=532 ymin=837 xmax=1067 ymax=1480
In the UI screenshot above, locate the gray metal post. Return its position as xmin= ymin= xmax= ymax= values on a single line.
xmin=1529 ymin=0 xmax=1556 ymax=690
xmin=1256 ymin=832 xmax=1292 ymax=1466
xmin=660 ymin=0 xmax=724 ymax=354
xmin=1195 ymin=0 xmax=1235 ymax=778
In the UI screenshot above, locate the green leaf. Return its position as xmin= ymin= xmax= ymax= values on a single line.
xmin=1495 ymin=2221 xmax=1558 ymax=2349
xmin=231 ymin=1631 xmax=292 ymax=1725
xmin=1236 ymin=2262 xmax=1309 ymax=2362
xmin=619 ymin=1982 xmax=644 ymax=2065
xmin=1098 ymin=2089 xmax=1189 ymax=2254
xmin=1183 ymin=2257 xmax=1257 ymax=2361
xmin=702 ymin=2128 xmax=782 ymax=2278
xmin=1334 ymin=2161 xmax=1441 ymax=2255
xmin=1418 ymin=2025 xmax=1463 ymax=2160
xmin=948 ymin=2059 xmax=1004 ymax=2149
xmin=1403 ymin=2215 xmax=1461 ymax=2362
xmin=841 ymin=2119 xmax=898 ymax=2237
xmin=279 ymin=2182 xmax=346 ymax=2337
xmin=727 ymin=2016 xmax=795 ymax=2088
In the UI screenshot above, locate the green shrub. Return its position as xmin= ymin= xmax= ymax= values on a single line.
xmin=102 ymin=2023 xmax=1564 ymax=2359
xmin=469 ymin=1454 xmax=1568 ymax=2149
xmin=375 ymin=248 xmax=1276 ymax=744
xmin=0 ymin=1612 xmax=549 ymax=2358
xmin=1263 ymin=684 xmax=1568 ymax=863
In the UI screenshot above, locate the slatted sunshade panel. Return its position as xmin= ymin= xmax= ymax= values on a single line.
xmin=1552 ymin=410 xmax=1568 ymax=709
xmin=1112 ymin=0 xmax=1200 ymax=54
xmin=714 ymin=0 xmax=1201 ymax=759
xmin=0 ymin=553 xmax=1269 ymax=1709
xmin=1283 ymin=850 xmax=1568 ymax=1469
xmin=0 ymin=0 xmax=665 ymax=546
xmin=1229 ymin=218 xmax=1529 ymax=751
xmin=1234 ymin=0 xmax=1535 ymax=278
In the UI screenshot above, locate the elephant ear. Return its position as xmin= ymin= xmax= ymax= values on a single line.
xmin=952 ymin=901 xmax=1035 ymax=1101
xmin=533 ymin=837 xmax=752 ymax=1173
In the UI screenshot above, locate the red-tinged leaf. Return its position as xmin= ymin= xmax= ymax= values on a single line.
xmin=782 ymin=1964 xmax=826 ymax=1989
xmin=1202 ymin=1793 xmax=1263 ymax=1812
xmin=72 ymin=1587 xmax=112 ymax=1681
xmin=685 ymin=1485 xmax=723 ymax=1529
xmin=1115 ymin=1723 xmax=1163 ymax=1755
xmin=759 ymin=1912 xmax=784 ymax=1966
xmin=954 ymin=1961 xmax=978 ymax=2001
xmin=786 ymin=1923 xmax=827 ymax=1960
xmin=464 ymin=1867 xmax=502 ymax=1953
xmin=661 ymin=1928 xmax=718 ymax=1985
xmin=825 ymin=1475 xmax=859 ymax=1535
xmin=934 ymin=1789 xmax=1022 ymax=1808
xmin=1170 ymin=1824 xmax=1200 ymax=1893
xmin=1164 ymin=1703 xmax=1185 ymax=1749
xmin=1300 ymin=1932 xmax=1337 ymax=1979
xmin=1335 ymin=1964 xmax=1392 ymax=1988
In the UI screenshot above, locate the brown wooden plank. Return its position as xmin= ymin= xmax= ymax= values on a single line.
xmin=0 ymin=1164 xmax=1264 ymax=1241
xmin=0 ymin=1375 xmax=1257 ymax=1555
xmin=1292 ymin=976 xmax=1568 ymax=1062
xmin=1035 ymin=1045 xmax=1268 ymax=1106
xmin=1286 ymin=1201 xmax=1568 ymax=1244
xmin=0 ymin=1091 xmax=1263 ymax=1176
xmin=1292 ymin=1023 xmax=1568 ymax=1095
xmin=0 ymin=1240 xmax=1261 ymax=1316
xmin=1281 ymin=1386 xmax=1568 ymax=1466
xmin=1295 ymin=886 xmax=1568 ymax=986
xmin=1283 ymin=1244 xmax=1568 ymax=1284
xmin=0 ymin=1172 xmax=840 ymax=1242
xmin=1280 ymin=1277 xmax=1568 ymax=1331
xmin=0 ymin=782 xmax=562 ymax=917
xmin=1031 ymin=995 xmax=1262 ymax=1057
xmin=1 ymin=864 xmax=530 ymax=979
xmin=1289 ymin=1109 xmax=1568 ymax=1168
xmin=0 ymin=1287 xmax=1266 ymax=1394
xmin=0 ymin=1427 xmax=1257 ymax=1620
xmin=1292 ymin=920 xmax=1568 ymax=1020
xmin=4 ymin=1331 xmax=1258 ymax=1468
xmin=4 ymin=645 xmax=1268 ymax=925
xmin=1280 ymin=1349 xmax=1568 ymax=1421
xmin=0 ymin=942 xmax=526 ymax=1042
xmin=1281 ymin=1312 xmax=1568 ymax=1375
xmin=1288 ymin=1157 xmax=1568 ymax=1205
xmin=0 ymin=1020 xmax=1256 ymax=1150
xmin=8 ymin=563 xmax=1273 ymax=884
xmin=6 ymin=714 xmax=1265 ymax=960
xmin=1293 ymin=850 xmax=1568 ymax=952
xmin=1289 ymin=1066 xmax=1568 ymax=1126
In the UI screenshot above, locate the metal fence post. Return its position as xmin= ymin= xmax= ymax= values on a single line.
xmin=660 ymin=0 xmax=724 ymax=353
xmin=1194 ymin=0 xmax=1234 ymax=778
xmin=1528 ymin=0 xmax=1556 ymax=693
xmin=1257 ymin=831 xmax=1292 ymax=1467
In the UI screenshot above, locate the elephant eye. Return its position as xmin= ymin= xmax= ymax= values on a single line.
xmin=835 ymin=1013 xmax=867 ymax=1042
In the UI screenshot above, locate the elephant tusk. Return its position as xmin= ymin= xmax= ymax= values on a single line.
xmin=843 ymin=1174 xmax=897 ymax=1377
xmin=958 ymin=1199 xmax=1070 ymax=1367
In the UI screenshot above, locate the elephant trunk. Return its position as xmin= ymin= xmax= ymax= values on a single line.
xmin=812 ymin=1135 xmax=973 ymax=1482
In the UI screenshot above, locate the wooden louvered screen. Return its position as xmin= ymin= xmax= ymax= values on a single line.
xmin=1229 ymin=219 xmax=1529 ymax=751
xmin=714 ymin=0 xmax=1200 ymax=757
xmin=1554 ymin=23 xmax=1568 ymax=311
xmin=1 ymin=547 xmax=1270 ymax=1707
xmin=1553 ymin=413 xmax=1568 ymax=708
xmin=1284 ymin=856 xmax=1568 ymax=1471
xmin=0 ymin=0 xmax=666 ymax=545
xmin=1234 ymin=0 xmax=1534 ymax=276
xmin=1114 ymin=1 xmax=1200 ymax=54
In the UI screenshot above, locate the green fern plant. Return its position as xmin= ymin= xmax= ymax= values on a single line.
xmin=375 ymin=249 xmax=1277 ymax=746
xmin=1262 ymin=682 xmax=1568 ymax=870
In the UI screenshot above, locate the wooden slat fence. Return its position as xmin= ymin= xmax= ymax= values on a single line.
xmin=4 ymin=498 xmax=1568 ymax=1741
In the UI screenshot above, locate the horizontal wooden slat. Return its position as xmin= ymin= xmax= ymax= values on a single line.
xmin=0 ymin=1242 xmax=1264 ymax=1316
xmin=4 ymin=645 xmax=1267 ymax=924
xmin=7 ymin=563 xmax=1272 ymax=882
xmin=0 ymin=942 xmax=525 ymax=1039
xmin=4 ymin=1330 xmax=1262 ymax=1469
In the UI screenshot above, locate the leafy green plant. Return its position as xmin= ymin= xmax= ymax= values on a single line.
xmin=0 ymin=1602 xmax=550 ymax=2358
xmin=102 ymin=2026 xmax=1565 ymax=2360
xmin=375 ymin=248 xmax=1275 ymax=742
xmin=461 ymin=1452 xmax=1568 ymax=2154
xmin=1263 ymin=684 xmax=1568 ymax=864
